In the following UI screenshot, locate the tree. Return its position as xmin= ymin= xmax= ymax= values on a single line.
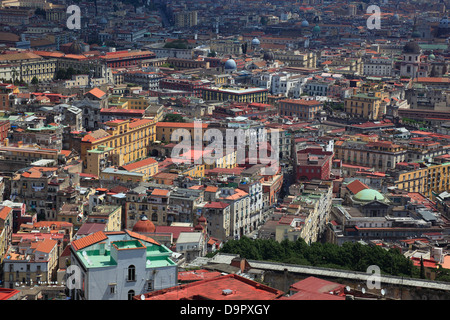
xmin=31 ymin=76 xmax=39 ymax=85
xmin=260 ymin=16 xmax=268 ymax=26
xmin=207 ymin=50 xmax=217 ymax=57
xmin=420 ymin=256 xmax=426 ymax=279
xmin=241 ymin=42 xmax=248 ymax=54
xmin=163 ymin=113 xmax=185 ymax=123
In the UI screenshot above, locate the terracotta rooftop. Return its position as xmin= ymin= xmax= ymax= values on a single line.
xmin=137 ymin=273 xmax=284 ymax=300
xmin=71 ymin=231 xmax=108 ymax=251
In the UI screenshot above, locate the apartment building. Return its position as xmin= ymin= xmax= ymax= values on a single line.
xmin=119 ymin=157 xmax=158 ymax=180
xmin=278 ymin=98 xmax=324 ymax=121
xmin=202 ymin=87 xmax=269 ymax=104
xmin=0 ymin=52 xmax=57 ymax=83
xmin=387 ymin=161 xmax=450 ymax=199
xmin=334 ymin=140 xmax=407 ymax=172
xmin=3 ymin=237 xmax=59 ymax=289
xmin=86 ymin=205 xmax=122 ymax=232
xmin=0 ymin=206 xmax=13 ymax=276
xmin=80 ymin=118 xmax=157 ymax=169
xmin=202 ymin=201 xmax=231 ymax=241
xmin=126 ymin=187 xmax=170 ymax=229
xmin=174 ymin=11 xmax=198 ymax=28
xmin=273 ymin=50 xmax=317 ymax=68
xmin=363 ymin=56 xmax=394 ymax=77
xmin=10 ymin=166 xmax=72 ymax=220
xmin=167 ymin=188 xmax=206 ymax=224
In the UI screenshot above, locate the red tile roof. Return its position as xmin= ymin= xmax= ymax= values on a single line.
xmin=71 ymin=231 xmax=108 ymax=251
xmin=35 ymin=239 xmax=58 ymax=254
xmin=86 ymin=87 xmax=106 ymax=99
xmin=204 ymin=201 xmax=230 ymax=209
xmin=280 ymin=276 xmax=346 ymax=300
xmin=151 ymin=189 xmax=169 ymax=197
xmin=178 ymin=269 xmax=223 ymax=282
xmin=0 ymin=288 xmax=20 ymax=300
xmin=346 ymin=179 xmax=369 ymax=195
xmin=137 ymin=274 xmax=284 ymax=300
xmin=0 ymin=206 xmax=11 ymax=220
xmin=121 ymin=157 xmax=157 ymax=171
xmin=124 ymin=229 xmax=160 ymax=246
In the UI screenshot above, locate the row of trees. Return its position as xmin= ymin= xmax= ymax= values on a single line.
xmin=218 ymin=237 xmax=418 ymax=278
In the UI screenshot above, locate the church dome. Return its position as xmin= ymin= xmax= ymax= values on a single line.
xmin=439 ymin=17 xmax=449 ymax=28
xmin=301 ymin=20 xmax=309 ymax=27
xmin=411 ymin=30 xmax=421 ymax=38
xmin=429 ymin=53 xmax=436 ymax=60
xmin=69 ymin=40 xmax=83 ymax=54
xmin=251 ymin=38 xmax=260 ymax=46
xmin=312 ymin=25 xmax=321 ymax=33
xmin=354 ymin=189 xmax=385 ymax=202
xmin=263 ymin=51 xmax=274 ymax=62
xmin=132 ymin=215 xmax=156 ymax=233
xmin=224 ymin=59 xmax=237 ymax=70
xmin=403 ymin=41 xmax=421 ymax=54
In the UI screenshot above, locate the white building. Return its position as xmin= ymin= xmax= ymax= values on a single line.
xmin=68 ymin=230 xmax=178 ymax=300
xmin=363 ymin=56 xmax=394 ymax=77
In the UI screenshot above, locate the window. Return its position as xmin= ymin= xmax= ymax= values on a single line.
xmin=127 ymin=265 xmax=136 ymax=282
xmin=110 ymin=284 xmax=117 ymax=294
xmin=128 ymin=290 xmax=135 ymax=300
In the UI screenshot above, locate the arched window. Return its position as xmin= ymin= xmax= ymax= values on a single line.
xmin=127 ymin=265 xmax=136 ymax=282
xmin=128 ymin=290 xmax=135 ymax=300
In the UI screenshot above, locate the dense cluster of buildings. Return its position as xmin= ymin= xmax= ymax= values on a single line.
xmin=0 ymin=0 xmax=448 ymax=301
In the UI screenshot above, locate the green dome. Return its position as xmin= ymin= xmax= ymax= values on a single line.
xmin=411 ymin=31 xmax=421 ymax=38
xmin=312 ymin=25 xmax=321 ymax=33
xmin=429 ymin=54 xmax=436 ymax=60
xmin=354 ymin=189 xmax=385 ymax=202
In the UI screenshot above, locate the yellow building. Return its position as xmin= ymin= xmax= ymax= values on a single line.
xmin=155 ymin=121 xmax=209 ymax=143
xmin=0 ymin=52 xmax=57 ymax=83
xmin=344 ymin=92 xmax=384 ymax=120
xmin=87 ymin=205 xmax=122 ymax=231
xmin=119 ymin=156 xmax=159 ymax=180
xmin=394 ymin=166 xmax=428 ymax=194
xmin=392 ymin=162 xmax=450 ymax=198
xmin=100 ymin=167 xmax=145 ymax=183
xmin=80 ymin=118 xmax=156 ymax=170
xmin=108 ymin=95 xmax=153 ymax=110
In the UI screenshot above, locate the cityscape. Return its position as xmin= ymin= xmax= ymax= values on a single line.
xmin=0 ymin=0 xmax=448 ymax=304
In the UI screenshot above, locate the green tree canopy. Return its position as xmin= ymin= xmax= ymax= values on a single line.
xmin=219 ymin=237 xmax=417 ymax=278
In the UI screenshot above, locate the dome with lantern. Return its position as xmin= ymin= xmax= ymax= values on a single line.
xmin=251 ymin=38 xmax=260 ymax=46
xmin=224 ymin=58 xmax=237 ymax=70
xmin=132 ymin=215 xmax=156 ymax=233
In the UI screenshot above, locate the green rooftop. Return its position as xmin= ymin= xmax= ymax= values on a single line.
xmin=76 ymin=239 xmax=176 ymax=269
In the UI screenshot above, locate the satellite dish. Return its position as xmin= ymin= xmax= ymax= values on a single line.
xmin=346 ymin=286 xmax=351 ymax=292
xmin=361 ymin=287 xmax=366 ymax=294
xmin=140 ymin=294 xmax=146 ymax=300
xmin=381 ymin=289 xmax=386 ymax=296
